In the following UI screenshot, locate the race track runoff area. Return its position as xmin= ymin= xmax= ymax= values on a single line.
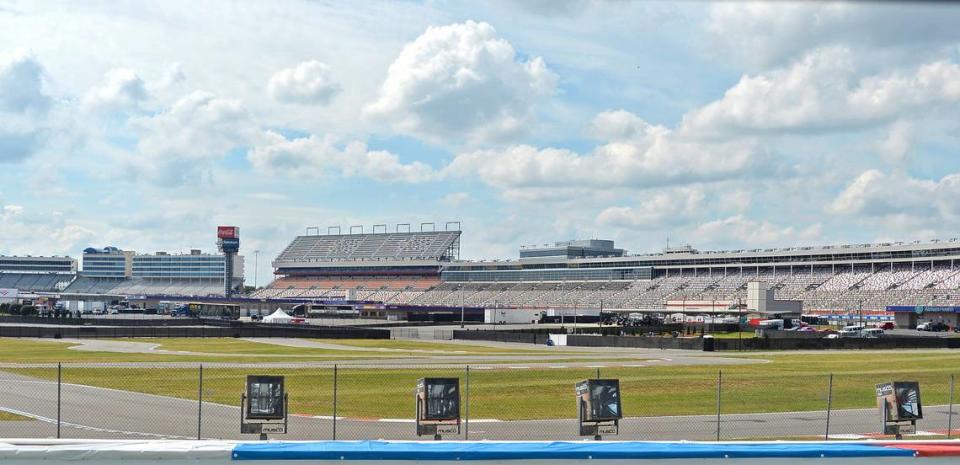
xmin=2 ymin=439 xmax=960 ymax=464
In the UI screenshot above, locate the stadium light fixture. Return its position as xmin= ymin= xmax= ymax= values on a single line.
xmin=416 ymin=377 xmax=461 ymax=440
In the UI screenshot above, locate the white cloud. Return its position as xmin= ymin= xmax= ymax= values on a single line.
xmin=596 ymin=187 xmax=705 ymax=229
xmin=585 ymin=109 xmax=655 ymax=141
xmin=447 ymin=110 xmax=773 ymax=193
xmin=707 ymin=3 xmax=960 ymax=69
xmin=0 ymin=201 xmax=95 ymax=255
xmin=828 ymin=170 xmax=960 ymax=221
xmin=0 ymin=51 xmax=51 ymax=162
xmin=247 ymin=131 xmax=436 ymax=183
xmin=267 ymin=60 xmax=340 ymax=105
xmin=877 ymin=120 xmax=913 ymax=166
xmin=127 ymin=91 xmax=253 ymax=184
xmin=365 ymin=20 xmax=557 ymax=145
xmin=0 ymin=51 xmax=49 ymax=114
xmin=691 ymin=215 xmax=822 ymax=248
xmin=440 ymin=191 xmax=470 ymax=207
xmin=83 ymin=68 xmax=149 ymax=111
xmin=156 ymin=63 xmax=186 ymax=89
xmin=682 ymin=48 xmax=960 ymax=136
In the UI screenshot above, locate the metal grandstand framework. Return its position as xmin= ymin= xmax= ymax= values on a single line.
xmin=274 ymin=223 xmax=462 ymax=266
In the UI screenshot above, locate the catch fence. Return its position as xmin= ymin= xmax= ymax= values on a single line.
xmin=0 ymin=364 xmax=955 ymax=441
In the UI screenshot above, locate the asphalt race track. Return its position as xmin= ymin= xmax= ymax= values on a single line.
xmin=1 ymin=370 xmax=956 ymax=441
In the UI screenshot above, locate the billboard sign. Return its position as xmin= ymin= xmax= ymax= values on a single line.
xmin=220 ymin=237 xmax=240 ymax=252
xmin=877 ymin=381 xmax=923 ymax=422
xmin=0 ymin=288 xmax=17 ymax=302
xmin=217 ymin=226 xmax=239 ymax=239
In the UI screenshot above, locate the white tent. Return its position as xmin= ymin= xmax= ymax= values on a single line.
xmin=262 ymin=308 xmax=293 ymax=324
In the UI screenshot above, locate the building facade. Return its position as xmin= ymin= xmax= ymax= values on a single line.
xmin=0 ymin=256 xmax=77 ymax=274
xmin=82 ymin=247 xmax=243 ymax=281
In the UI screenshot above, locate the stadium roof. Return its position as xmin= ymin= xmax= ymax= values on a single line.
xmin=274 ymin=231 xmax=461 ymax=266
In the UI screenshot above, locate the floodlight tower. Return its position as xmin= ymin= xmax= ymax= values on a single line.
xmin=217 ymin=226 xmax=240 ymax=297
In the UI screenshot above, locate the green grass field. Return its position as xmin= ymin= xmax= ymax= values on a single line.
xmin=4 ymin=337 xmax=960 ymax=420
xmin=125 ymin=338 xmax=550 ymax=355
xmin=0 ymin=337 xmax=559 ymax=363
xmin=0 ymin=411 xmax=32 ymax=421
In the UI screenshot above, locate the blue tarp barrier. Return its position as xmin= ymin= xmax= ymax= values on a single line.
xmin=231 ymin=440 xmax=917 ymax=461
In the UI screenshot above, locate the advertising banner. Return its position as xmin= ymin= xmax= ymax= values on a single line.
xmin=0 ymin=288 xmax=18 ymax=302
xmin=217 ymin=226 xmax=239 ymax=239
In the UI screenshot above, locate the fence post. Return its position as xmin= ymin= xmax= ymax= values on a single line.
xmin=949 ymin=374 xmax=955 ymax=440
xmin=825 ymin=373 xmax=833 ymax=440
xmin=715 ymin=370 xmax=722 ymax=441
xmin=465 ymin=365 xmax=470 ymax=440
xmin=57 ymin=362 xmax=61 ymax=439
xmin=332 ymin=364 xmax=338 ymax=440
xmin=197 ymin=364 xmax=203 ymax=440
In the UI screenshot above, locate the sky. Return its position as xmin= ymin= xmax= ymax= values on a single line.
xmin=1 ymin=1 xmax=960 ymax=286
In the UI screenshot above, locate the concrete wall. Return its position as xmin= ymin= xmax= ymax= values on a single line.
xmin=0 ymin=323 xmax=389 ymax=339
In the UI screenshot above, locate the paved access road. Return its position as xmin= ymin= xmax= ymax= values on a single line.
xmin=1 ymin=370 xmax=956 ymax=441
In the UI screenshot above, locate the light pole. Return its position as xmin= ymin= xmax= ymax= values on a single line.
xmin=858 ymin=299 xmax=863 ymax=337
xmin=460 ymin=285 xmax=465 ymax=329
xmin=254 ymin=250 xmax=260 ymax=290
xmin=598 ymin=299 xmax=603 ymax=331
xmin=737 ymin=298 xmax=743 ymax=352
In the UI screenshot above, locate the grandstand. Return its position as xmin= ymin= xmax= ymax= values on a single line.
xmin=253 ymin=225 xmax=461 ymax=301
xmin=0 ymin=255 xmax=77 ymax=292
xmin=63 ymin=277 xmax=225 ymax=297
xmin=406 ymin=239 xmax=960 ymax=313
xmin=62 ymin=247 xmax=243 ymax=297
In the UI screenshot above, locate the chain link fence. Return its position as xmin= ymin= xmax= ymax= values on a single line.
xmin=0 ymin=363 xmax=956 ymax=441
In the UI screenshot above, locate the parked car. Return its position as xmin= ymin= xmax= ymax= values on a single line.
xmin=838 ymin=329 xmax=860 ymax=338
xmin=877 ymin=322 xmax=895 ymax=330
xmin=862 ymin=328 xmax=884 ymax=338
xmin=918 ymin=321 xmax=950 ymax=332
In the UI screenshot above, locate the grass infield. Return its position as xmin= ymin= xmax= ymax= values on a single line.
xmin=0 ymin=337 xmax=555 ymax=363
xmin=3 ymin=343 xmax=959 ymax=419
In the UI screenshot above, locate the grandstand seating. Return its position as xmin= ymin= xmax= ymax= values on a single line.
xmin=0 ymin=273 xmax=75 ymax=292
xmin=62 ymin=277 xmax=224 ymax=297
xmin=400 ymin=266 xmax=960 ymax=311
xmin=251 ymin=275 xmax=438 ymax=301
xmin=274 ymin=231 xmax=461 ymax=264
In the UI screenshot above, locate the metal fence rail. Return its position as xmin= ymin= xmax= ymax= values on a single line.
xmin=0 ymin=363 xmax=955 ymax=441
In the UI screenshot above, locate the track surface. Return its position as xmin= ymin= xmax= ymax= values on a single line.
xmin=1 ymin=370 xmax=957 ymax=441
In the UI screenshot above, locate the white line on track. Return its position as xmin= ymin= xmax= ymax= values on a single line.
xmin=507 ymin=366 xmax=529 ymax=369
xmin=0 ymin=406 xmax=193 ymax=440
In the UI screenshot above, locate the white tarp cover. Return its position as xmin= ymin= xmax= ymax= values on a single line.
xmin=0 ymin=440 xmax=235 ymax=464
xmin=262 ymin=308 xmax=293 ymax=324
